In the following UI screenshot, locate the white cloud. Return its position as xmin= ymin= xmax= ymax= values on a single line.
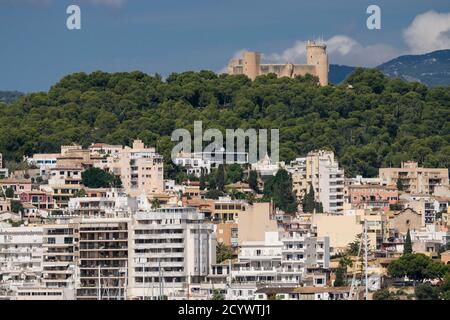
xmin=403 ymin=10 xmax=450 ymax=54
xmin=265 ymin=35 xmax=400 ymax=67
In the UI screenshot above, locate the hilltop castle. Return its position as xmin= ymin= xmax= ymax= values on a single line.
xmin=227 ymin=40 xmax=329 ymax=86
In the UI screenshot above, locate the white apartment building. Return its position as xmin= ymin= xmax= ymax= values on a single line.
xmin=193 ymin=149 xmax=249 ymax=169
xmin=26 ymin=154 xmax=59 ymax=177
xmin=287 ymin=150 xmax=345 ymax=213
xmin=129 ymin=207 xmax=216 ymax=300
xmin=232 ymin=231 xmax=282 ymax=295
xmin=280 ymin=230 xmax=330 ymax=286
xmin=173 ymin=152 xmax=212 ymax=177
xmin=0 ymin=226 xmax=44 ymax=291
xmin=68 ymin=189 xmax=136 ymax=217
xmin=42 ymin=223 xmax=79 ymax=297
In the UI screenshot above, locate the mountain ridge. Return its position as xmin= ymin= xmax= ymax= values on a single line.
xmin=329 ymin=49 xmax=450 ymax=87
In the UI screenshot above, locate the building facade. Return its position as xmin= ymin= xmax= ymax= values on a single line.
xmin=227 ymin=41 xmax=329 ymax=86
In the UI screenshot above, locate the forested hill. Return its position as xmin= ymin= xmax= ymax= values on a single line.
xmin=0 ymin=68 xmax=448 ymax=178
xmin=0 ymin=91 xmax=23 ymax=104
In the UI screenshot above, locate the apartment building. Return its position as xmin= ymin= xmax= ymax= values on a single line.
xmin=0 ymin=178 xmax=32 ymax=199
xmin=42 ymin=223 xmax=79 ymax=299
xmin=173 ymin=152 xmax=211 ymax=177
xmin=47 ymin=165 xmax=83 ymax=208
xmin=0 ymin=226 xmax=44 ymax=290
xmin=287 ymin=150 xmax=344 ymax=213
xmin=68 ymin=189 xmax=135 ymax=217
xmin=254 ymin=286 xmax=352 ymax=300
xmin=238 ymin=202 xmax=277 ymax=245
xmin=88 ymin=143 xmax=123 ymax=157
xmin=108 ymin=140 xmax=164 ymax=197
xmin=312 ymin=211 xmax=384 ymax=253
xmin=26 ymin=153 xmax=59 ymax=177
xmin=19 ymin=190 xmax=55 ymax=211
xmin=401 ymin=194 xmax=449 ymax=225
xmin=76 ymin=217 xmax=131 ymax=300
xmin=235 ymin=231 xmax=282 ymax=285
xmin=129 ymin=207 xmax=216 ymax=299
xmin=193 ymin=150 xmax=249 ymax=169
xmin=0 ymin=198 xmax=11 ymax=213
xmin=379 ymin=161 xmax=449 ymax=195
xmin=280 ymin=229 xmax=330 ymax=285
xmin=212 ymin=197 xmax=246 ymax=222
xmin=347 ymin=184 xmax=398 ymax=211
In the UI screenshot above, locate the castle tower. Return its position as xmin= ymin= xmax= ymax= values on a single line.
xmin=306 ymin=41 xmax=329 ymax=86
xmin=243 ymin=51 xmax=261 ymax=81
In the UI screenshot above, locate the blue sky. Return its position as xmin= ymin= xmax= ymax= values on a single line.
xmin=1 ymin=0 xmax=449 ymax=92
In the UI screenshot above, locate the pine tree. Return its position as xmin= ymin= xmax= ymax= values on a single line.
xmin=199 ymin=170 xmax=206 ymax=190
xmin=396 ymin=179 xmax=404 ymax=191
xmin=404 ymin=229 xmax=413 ymax=254
xmin=248 ymin=170 xmax=259 ymax=193
xmin=302 ymin=185 xmax=316 ymax=213
xmin=315 ymin=202 xmax=324 ymax=213
xmin=216 ymin=164 xmax=225 ymax=192
xmin=334 ymin=267 xmax=345 ymax=287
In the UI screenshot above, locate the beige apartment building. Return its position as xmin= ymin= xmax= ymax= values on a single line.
xmin=237 ymin=202 xmax=277 ymax=245
xmin=379 ymin=161 xmax=449 ymax=195
xmin=227 ymin=40 xmax=329 ymax=86
xmin=108 ymin=140 xmax=164 ymax=197
xmin=312 ymin=210 xmax=386 ymax=252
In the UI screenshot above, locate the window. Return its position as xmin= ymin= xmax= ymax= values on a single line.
xmin=47 ymin=238 xmax=56 ymax=244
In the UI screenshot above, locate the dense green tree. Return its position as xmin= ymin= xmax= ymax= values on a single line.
xmin=11 ymin=200 xmax=23 ymax=214
xmin=415 ymin=283 xmax=440 ymax=300
xmin=211 ymin=289 xmax=225 ymax=300
xmin=373 ymin=289 xmax=399 ymax=300
xmin=263 ymin=169 xmax=297 ymax=214
xmin=226 ymin=164 xmax=243 ymax=184
xmin=204 ymin=189 xmax=222 ymax=200
xmin=4 ymin=187 xmax=14 ymax=199
xmin=387 ymin=253 xmax=444 ymax=282
xmin=81 ymin=168 xmax=120 ymax=188
xmin=216 ymin=242 xmax=233 ymax=263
